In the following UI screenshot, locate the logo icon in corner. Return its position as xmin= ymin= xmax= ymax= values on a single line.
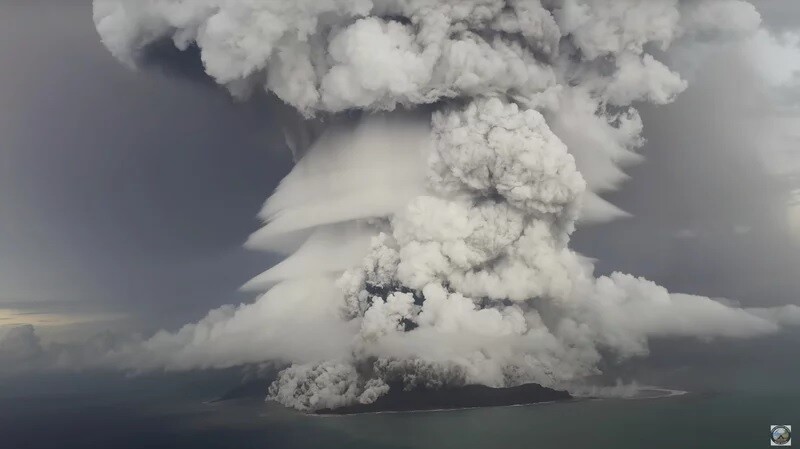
xmin=772 ymin=425 xmax=792 ymax=446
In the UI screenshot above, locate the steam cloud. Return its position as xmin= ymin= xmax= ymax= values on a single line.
xmin=93 ymin=0 xmax=800 ymax=412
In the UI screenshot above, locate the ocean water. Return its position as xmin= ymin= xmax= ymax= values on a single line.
xmin=1 ymin=334 xmax=798 ymax=449
xmin=1 ymin=384 xmax=795 ymax=449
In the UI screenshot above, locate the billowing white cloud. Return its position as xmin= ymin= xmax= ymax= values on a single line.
xmin=91 ymin=0 xmax=800 ymax=412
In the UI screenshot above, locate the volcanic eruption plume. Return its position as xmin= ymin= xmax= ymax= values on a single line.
xmin=94 ymin=0 xmax=800 ymax=411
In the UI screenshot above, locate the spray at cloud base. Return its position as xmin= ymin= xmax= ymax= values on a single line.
xmin=94 ymin=0 xmax=800 ymax=411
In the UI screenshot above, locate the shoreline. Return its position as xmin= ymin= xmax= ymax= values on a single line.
xmin=314 ymin=383 xmax=572 ymax=416
xmin=310 ymin=399 xmax=567 ymax=417
xmin=310 ymin=386 xmax=689 ymax=417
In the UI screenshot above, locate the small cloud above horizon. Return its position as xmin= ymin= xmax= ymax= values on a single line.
xmin=0 ymin=306 xmax=128 ymax=342
xmin=673 ymin=229 xmax=700 ymax=240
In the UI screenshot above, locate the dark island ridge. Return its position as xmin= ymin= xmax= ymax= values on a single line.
xmin=315 ymin=383 xmax=572 ymax=415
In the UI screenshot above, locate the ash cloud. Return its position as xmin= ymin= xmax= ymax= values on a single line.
xmin=91 ymin=0 xmax=800 ymax=411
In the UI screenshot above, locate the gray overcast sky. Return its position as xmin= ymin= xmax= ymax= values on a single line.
xmin=0 ymin=0 xmax=293 ymax=334
xmin=0 ymin=0 xmax=798 ymax=338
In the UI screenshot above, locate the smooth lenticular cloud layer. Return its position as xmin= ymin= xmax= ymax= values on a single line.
xmin=92 ymin=0 xmax=800 ymax=412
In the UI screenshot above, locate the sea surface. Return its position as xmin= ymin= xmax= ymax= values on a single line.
xmin=1 ymin=334 xmax=798 ymax=449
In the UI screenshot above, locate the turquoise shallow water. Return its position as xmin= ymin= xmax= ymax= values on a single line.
xmin=1 ymin=333 xmax=798 ymax=449
xmin=1 ymin=377 xmax=795 ymax=449
xmin=295 ymin=391 xmax=798 ymax=448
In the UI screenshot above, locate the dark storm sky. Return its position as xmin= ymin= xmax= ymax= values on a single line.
xmin=0 ymin=0 xmax=798 ymax=337
xmin=0 ymin=0 xmax=293 ymax=332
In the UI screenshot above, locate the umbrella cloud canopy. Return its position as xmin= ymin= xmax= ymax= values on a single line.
xmin=91 ymin=0 xmax=800 ymax=412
